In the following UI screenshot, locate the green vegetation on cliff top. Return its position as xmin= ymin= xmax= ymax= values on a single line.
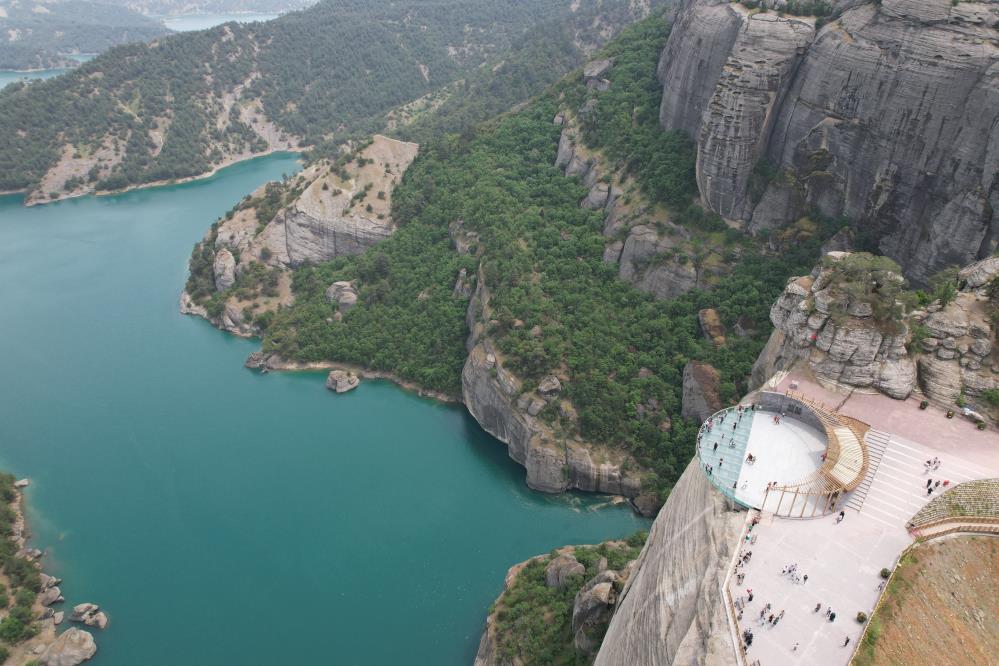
xmin=257 ymin=16 xmax=835 ymax=499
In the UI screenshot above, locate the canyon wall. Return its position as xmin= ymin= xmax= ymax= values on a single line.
xmin=658 ymin=0 xmax=999 ymax=284
xmin=595 ymin=458 xmax=742 ymax=665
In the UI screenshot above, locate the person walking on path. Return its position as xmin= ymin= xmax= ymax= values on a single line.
xmin=803 ymin=574 xmax=808 ymax=584
xmin=830 ymin=612 xmax=837 ymax=622
xmin=843 ymin=636 xmax=850 ymax=647
xmin=825 ymin=607 xmax=832 ymax=618
xmin=713 ymin=442 xmax=718 ymax=452
xmin=793 ymin=642 xmax=799 ymax=652
xmin=814 ymin=603 xmax=821 ymax=613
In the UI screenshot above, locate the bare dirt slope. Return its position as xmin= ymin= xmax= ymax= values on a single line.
xmin=855 ymin=535 xmax=999 ymax=666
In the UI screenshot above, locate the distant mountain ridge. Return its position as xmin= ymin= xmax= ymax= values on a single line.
xmin=0 ymin=0 xmax=169 ymax=70
xmin=0 ymin=0 xmax=667 ymax=202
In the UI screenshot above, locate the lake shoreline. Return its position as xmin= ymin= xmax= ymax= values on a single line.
xmin=18 ymin=148 xmax=306 ymax=208
xmin=251 ymin=353 xmax=460 ymax=404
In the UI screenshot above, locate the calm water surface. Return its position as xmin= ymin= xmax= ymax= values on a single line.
xmin=161 ymin=12 xmax=280 ymax=31
xmin=0 ymin=154 xmax=647 ymax=664
xmin=0 ymin=55 xmax=94 ymax=90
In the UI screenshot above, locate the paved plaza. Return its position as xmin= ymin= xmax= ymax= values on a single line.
xmin=707 ymin=370 xmax=999 ymax=665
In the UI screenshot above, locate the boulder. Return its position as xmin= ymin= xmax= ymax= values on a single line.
xmin=545 ymin=553 xmax=585 ymax=588
xmin=538 ymin=376 xmax=562 ymax=397
xmin=70 ymin=603 xmax=108 ymax=631
xmin=681 ymin=361 xmax=723 ymax=423
xmin=698 ymin=308 xmax=726 ymax=347
xmin=959 ymin=257 xmax=999 ymax=289
xmin=573 ymin=571 xmax=620 ymax=653
xmin=325 ymin=370 xmax=360 ymax=394
xmin=40 ymin=586 xmax=64 ymax=606
xmin=53 ymin=611 xmax=65 ymax=625
xmin=324 ymin=281 xmax=359 ymax=313
xmin=213 ymin=248 xmax=236 ymax=292
xmin=39 ymin=627 xmax=97 ymax=666
xmin=583 ymin=58 xmax=613 ymax=82
xmin=13 ymin=478 xmax=29 ymax=489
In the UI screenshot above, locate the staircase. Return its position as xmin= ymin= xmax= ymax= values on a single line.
xmin=845 ymin=429 xmax=890 ymax=512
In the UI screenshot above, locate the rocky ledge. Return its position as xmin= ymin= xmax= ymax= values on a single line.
xmin=462 ymin=270 xmax=652 ymax=511
xmin=752 ymin=252 xmax=999 ymax=418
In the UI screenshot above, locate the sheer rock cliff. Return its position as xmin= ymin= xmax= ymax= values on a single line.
xmin=658 ymin=0 xmax=999 ymax=284
xmin=461 ymin=266 xmax=651 ymax=506
xmin=595 ymin=458 xmax=742 ymax=665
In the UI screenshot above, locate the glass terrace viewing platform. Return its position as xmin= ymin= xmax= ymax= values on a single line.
xmin=696 ymin=391 xmax=869 ymax=517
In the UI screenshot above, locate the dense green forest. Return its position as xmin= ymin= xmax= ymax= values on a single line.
xmin=258 ymin=15 xmax=835 ymax=500
xmin=0 ymin=0 xmax=168 ymax=70
xmin=0 ymin=0 xmax=664 ymax=194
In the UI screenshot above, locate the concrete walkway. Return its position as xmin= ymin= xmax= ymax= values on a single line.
xmin=725 ymin=372 xmax=999 ymax=665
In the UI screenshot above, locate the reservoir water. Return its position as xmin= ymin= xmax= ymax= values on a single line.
xmin=0 ymin=154 xmax=648 ymax=663
xmin=161 ymin=12 xmax=280 ymax=31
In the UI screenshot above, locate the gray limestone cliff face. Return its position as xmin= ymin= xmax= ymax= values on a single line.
xmin=750 ymin=254 xmax=916 ymax=397
xmin=461 ymin=276 xmax=646 ymax=502
xmin=659 ymin=0 xmax=999 ymax=283
xmin=595 ymin=458 xmax=743 ymax=665
xmin=280 ymin=205 xmax=395 ymax=266
xmin=751 ymin=254 xmax=999 ymax=417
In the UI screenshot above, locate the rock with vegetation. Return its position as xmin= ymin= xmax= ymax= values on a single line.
xmin=657 ymin=0 xmax=999 ymax=284
xmin=475 ymin=534 xmax=647 ymax=665
xmin=544 ymin=553 xmax=585 ymax=588
xmin=752 ymin=252 xmax=917 ymax=398
xmin=753 ymin=252 xmax=999 ymax=418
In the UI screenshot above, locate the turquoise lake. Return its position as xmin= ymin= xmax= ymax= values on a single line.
xmin=161 ymin=12 xmax=280 ymax=31
xmin=0 ymin=154 xmax=648 ymax=663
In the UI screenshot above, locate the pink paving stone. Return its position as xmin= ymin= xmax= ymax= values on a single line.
xmin=721 ymin=371 xmax=999 ymax=665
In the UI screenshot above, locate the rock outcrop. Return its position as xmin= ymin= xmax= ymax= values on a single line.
xmin=70 ymin=603 xmax=108 ymax=631
xmin=462 ymin=272 xmax=646 ymax=504
xmin=325 ymin=370 xmax=360 ymax=394
xmin=681 ymin=361 xmax=723 ymax=423
xmin=595 ymin=458 xmax=742 ymax=664
xmin=213 ymin=248 xmax=236 ymax=292
xmin=545 ymin=553 xmax=586 ymax=588
xmin=573 ymin=570 xmax=620 ymax=654
xmin=658 ymin=0 xmax=999 ymax=284
xmin=752 ymin=253 xmax=916 ymax=397
xmin=753 ymin=253 xmax=999 ymax=415
xmin=182 ymin=135 xmax=418 ymax=337
xmin=39 ymin=628 xmax=97 ymax=666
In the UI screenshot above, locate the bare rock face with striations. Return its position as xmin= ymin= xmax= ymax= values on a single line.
xmin=752 ymin=253 xmax=999 ymax=414
xmin=278 ymin=136 xmax=419 ymax=266
xmin=659 ymin=0 xmax=999 ymax=284
xmin=595 ymin=458 xmax=742 ymax=665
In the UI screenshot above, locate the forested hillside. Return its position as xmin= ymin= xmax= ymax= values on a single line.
xmin=0 ymin=0 xmax=664 ymax=201
xmin=0 ymin=0 xmax=168 ymax=70
xmin=107 ymin=0 xmax=310 ymax=15
xmin=249 ymin=16 xmax=839 ymax=500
